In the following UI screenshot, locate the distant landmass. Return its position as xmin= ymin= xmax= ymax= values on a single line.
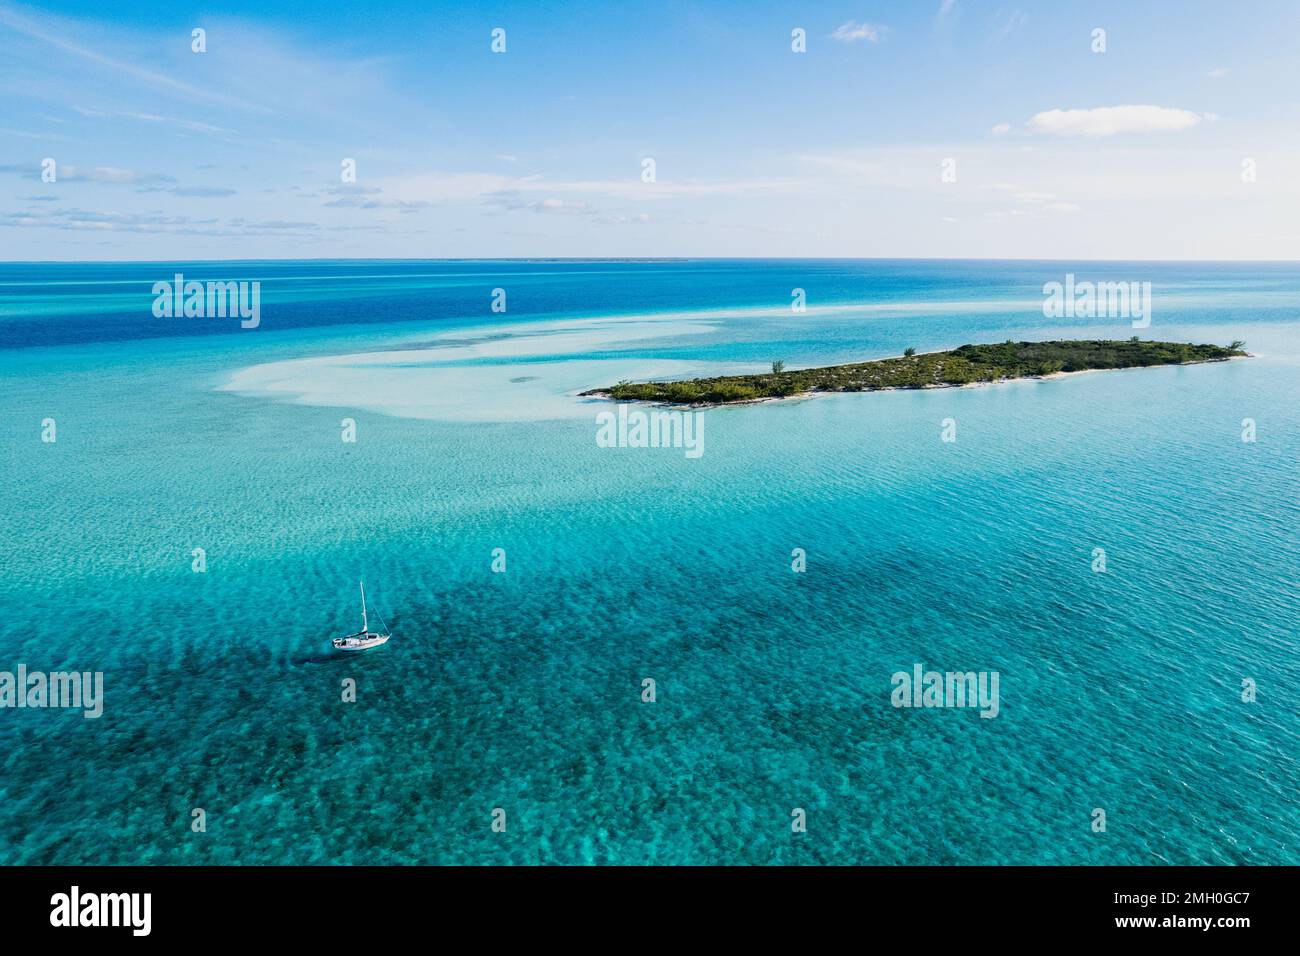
xmin=582 ymin=339 xmax=1248 ymax=406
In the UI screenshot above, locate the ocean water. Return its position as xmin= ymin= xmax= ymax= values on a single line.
xmin=0 ymin=259 xmax=1296 ymax=865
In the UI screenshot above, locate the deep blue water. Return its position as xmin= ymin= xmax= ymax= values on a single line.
xmin=1 ymin=259 xmax=1296 ymax=864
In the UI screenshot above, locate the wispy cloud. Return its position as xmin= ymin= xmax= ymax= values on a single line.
xmin=0 ymin=2 xmax=256 ymax=110
xmin=494 ymin=196 xmax=592 ymax=216
xmin=0 ymin=204 xmax=337 ymax=237
xmin=225 ymin=218 xmax=319 ymax=232
xmin=0 ymin=207 xmax=215 ymax=232
xmin=1027 ymin=105 xmax=1207 ymax=137
xmin=934 ymin=0 xmax=962 ymax=38
xmin=372 ymin=171 xmax=798 ymax=207
xmin=981 ymin=182 xmax=1081 ymax=216
xmin=162 ymin=186 xmax=237 ymax=198
xmin=73 ymin=107 xmax=230 ymax=135
xmin=0 ymin=1 xmax=405 ymax=127
xmin=0 ymin=125 xmax=72 ymax=141
xmin=991 ymin=10 xmax=1027 ymax=42
xmin=0 ymin=162 xmax=176 ymax=184
xmin=830 ymin=21 xmax=884 ymax=43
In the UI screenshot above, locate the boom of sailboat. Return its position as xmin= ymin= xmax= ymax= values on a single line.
xmin=333 ymin=580 xmax=391 ymax=651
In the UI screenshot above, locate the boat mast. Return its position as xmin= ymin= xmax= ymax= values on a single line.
xmin=360 ymin=580 xmax=368 ymax=633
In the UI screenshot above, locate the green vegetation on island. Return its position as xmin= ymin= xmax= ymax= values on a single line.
xmin=582 ymin=339 xmax=1248 ymax=406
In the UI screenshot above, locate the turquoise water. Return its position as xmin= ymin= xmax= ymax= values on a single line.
xmin=1 ymin=260 xmax=1296 ymax=864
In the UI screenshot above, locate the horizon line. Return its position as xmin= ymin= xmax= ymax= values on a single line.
xmin=4 ymin=255 xmax=1300 ymax=266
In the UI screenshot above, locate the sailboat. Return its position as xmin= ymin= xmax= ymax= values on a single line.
xmin=332 ymin=580 xmax=391 ymax=651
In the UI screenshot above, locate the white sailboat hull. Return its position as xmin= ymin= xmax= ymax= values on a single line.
xmin=332 ymin=632 xmax=390 ymax=651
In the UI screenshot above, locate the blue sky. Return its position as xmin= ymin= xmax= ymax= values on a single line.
xmin=3 ymin=0 xmax=1299 ymax=260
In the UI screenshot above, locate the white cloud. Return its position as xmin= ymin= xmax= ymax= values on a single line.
xmin=831 ymin=21 xmax=883 ymax=43
xmin=1207 ymin=67 xmax=1228 ymax=78
xmin=1027 ymin=105 xmax=1206 ymax=138
xmin=991 ymin=122 xmax=1011 ymax=135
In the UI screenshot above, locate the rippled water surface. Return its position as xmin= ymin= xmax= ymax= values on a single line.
xmin=1 ymin=260 xmax=1296 ymax=864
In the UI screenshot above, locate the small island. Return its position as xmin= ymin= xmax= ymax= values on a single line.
xmin=581 ymin=339 xmax=1248 ymax=406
